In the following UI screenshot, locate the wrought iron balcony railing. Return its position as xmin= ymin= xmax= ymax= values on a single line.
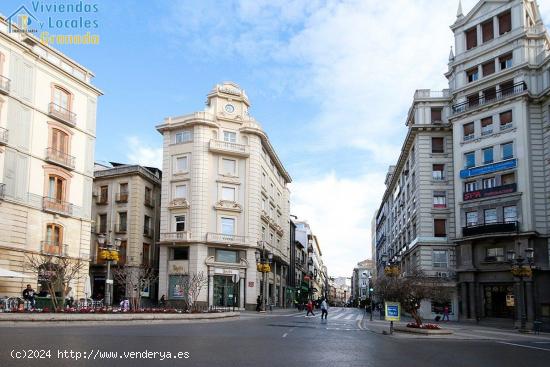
xmin=452 ymin=82 xmax=527 ymax=115
xmin=462 ymin=221 xmax=518 ymax=237
xmin=43 ymin=197 xmax=73 ymax=216
xmin=41 ymin=241 xmax=68 ymax=256
xmin=48 ymin=102 xmax=76 ymax=126
xmin=115 ymin=192 xmax=129 ymax=203
xmin=45 ymin=147 xmax=75 ymax=169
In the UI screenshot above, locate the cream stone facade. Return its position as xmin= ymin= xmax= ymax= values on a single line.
xmin=89 ymin=163 xmax=161 ymax=303
xmin=0 ymin=17 xmax=101 ymax=298
xmin=156 ymin=82 xmax=291 ymax=310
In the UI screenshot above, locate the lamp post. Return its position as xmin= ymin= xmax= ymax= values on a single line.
xmin=255 ymin=241 xmax=273 ymax=312
xmin=368 ymin=274 xmax=373 ymax=321
xmin=97 ymin=234 xmax=121 ymax=306
xmin=506 ymin=247 xmax=534 ymax=332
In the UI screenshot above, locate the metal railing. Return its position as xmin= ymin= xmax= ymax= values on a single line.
xmin=115 ymin=192 xmax=129 ymax=202
xmin=206 ymin=232 xmax=247 ymax=244
xmin=462 ymin=221 xmax=518 ymax=237
xmin=43 ymin=197 xmax=73 ymax=216
xmin=0 ymin=75 xmax=10 ymax=94
xmin=0 ymin=127 xmax=8 ymax=145
xmin=45 ymin=147 xmax=75 ymax=169
xmin=48 ymin=102 xmax=76 ymax=126
xmin=96 ymin=196 xmax=108 ymax=205
xmin=209 ymin=139 xmax=249 ymax=155
xmin=41 ymin=241 xmax=67 ymax=256
xmin=160 ymin=231 xmax=190 ymax=242
xmin=452 ymin=82 xmax=527 ymax=114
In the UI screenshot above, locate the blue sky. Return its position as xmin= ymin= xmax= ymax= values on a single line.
xmin=2 ymin=0 xmax=549 ymax=277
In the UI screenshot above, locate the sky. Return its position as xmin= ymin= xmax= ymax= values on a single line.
xmin=2 ymin=0 xmax=549 ymax=277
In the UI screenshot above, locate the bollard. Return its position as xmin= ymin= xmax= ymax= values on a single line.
xmin=390 ymin=321 xmax=394 ymax=335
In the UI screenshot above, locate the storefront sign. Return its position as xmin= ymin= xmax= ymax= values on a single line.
xmin=463 ymin=183 xmax=517 ymax=201
xmin=385 ymin=302 xmax=401 ymax=321
xmin=460 ymin=159 xmax=517 ymax=179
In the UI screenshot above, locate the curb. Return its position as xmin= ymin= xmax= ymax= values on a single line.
xmin=0 ymin=312 xmax=240 ymax=322
xmin=393 ymin=326 xmax=453 ymax=335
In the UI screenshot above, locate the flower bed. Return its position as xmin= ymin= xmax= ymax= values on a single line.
xmin=1 ymin=307 xmax=223 ymax=314
xmin=406 ymin=322 xmax=441 ymax=330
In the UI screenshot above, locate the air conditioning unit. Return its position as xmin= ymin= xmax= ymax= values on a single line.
xmin=436 ymin=272 xmax=449 ymax=278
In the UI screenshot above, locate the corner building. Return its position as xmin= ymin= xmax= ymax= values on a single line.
xmin=156 ymin=82 xmax=291 ymax=310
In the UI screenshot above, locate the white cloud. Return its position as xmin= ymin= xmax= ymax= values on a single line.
xmin=125 ymin=136 xmax=163 ymax=169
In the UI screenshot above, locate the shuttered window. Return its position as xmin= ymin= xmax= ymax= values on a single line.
xmin=482 ymin=20 xmax=494 ymax=42
xmin=434 ymin=219 xmax=447 ymax=237
xmin=463 ymin=122 xmax=474 ymax=138
xmin=500 ymin=111 xmax=512 ymax=126
xmin=482 ymin=61 xmax=495 ymax=76
xmin=431 ymin=137 xmax=444 ymax=153
xmin=466 ymin=28 xmax=478 ymax=50
xmin=431 ymin=108 xmax=442 ymax=123
xmin=498 ymin=10 xmax=511 ymax=35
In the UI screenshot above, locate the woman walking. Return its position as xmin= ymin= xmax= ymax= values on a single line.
xmin=306 ymin=300 xmax=315 ymax=317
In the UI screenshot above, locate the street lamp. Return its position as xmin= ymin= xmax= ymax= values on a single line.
xmin=255 ymin=241 xmax=273 ymax=312
xmin=97 ymin=234 xmax=121 ymax=306
xmin=507 ymin=247 xmax=535 ymax=331
xmin=368 ymin=275 xmax=373 ymax=321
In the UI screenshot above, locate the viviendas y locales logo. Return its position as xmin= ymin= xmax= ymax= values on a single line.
xmin=6 ymin=1 xmax=100 ymax=46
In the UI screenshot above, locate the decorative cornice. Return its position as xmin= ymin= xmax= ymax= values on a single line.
xmin=213 ymin=200 xmax=242 ymax=212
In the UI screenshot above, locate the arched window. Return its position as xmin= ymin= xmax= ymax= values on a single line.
xmin=51 ymin=128 xmax=69 ymax=154
xmin=48 ymin=174 xmax=66 ymax=202
xmin=52 ymin=85 xmax=71 ymax=112
xmin=45 ymin=223 xmax=63 ymax=254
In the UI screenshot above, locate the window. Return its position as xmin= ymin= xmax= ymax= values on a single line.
xmin=143 ymin=215 xmax=151 ymax=235
xmin=501 ymin=172 xmax=515 ymax=185
xmin=481 ymin=117 xmax=493 ymax=136
xmin=215 ymin=249 xmax=238 ymax=263
xmin=501 ymin=142 xmax=514 ymax=160
xmin=221 ymin=217 xmax=235 ymax=235
xmin=504 ymin=206 xmax=517 ymax=223
xmin=222 ymin=186 xmax=236 ymax=201
xmin=222 ymin=158 xmax=236 ymax=176
xmin=261 ymin=172 xmax=267 ymax=188
xmin=118 ymin=212 xmax=127 ymax=232
xmin=172 ymin=247 xmax=189 ymax=260
xmin=500 ymin=110 xmax=513 ymax=129
xmin=482 ymin=60 xmax=496 ymax=77
xmin=431 ymin=108 xmax=442 ymax=123
xmin=466 ymin=27 xmax=478 ymax=50
xmin=174 ymin=184 xmax=187 ymax=199
xmin=499 ymin=53 xmax=513 ymax=70
xmin=482 ymin=147 xmax=494 ymax=164
xmin=98 ymin=214 xmax=107 ymax=233
xmin=484 ymin=208 xmax=497 ymax=224
xmin=433 ymin=250 xmax=448 ymax=268
xmin=52 ymin=85 xmax=71 ymax=111
xmin=486 ymin=247 xmax=504 ymax=262
xmin=145 ymin=187 xmax=152 ymax=204
xmin=482 ymin=177 xmax=496 ymax=189
xmin=465 ymin=181 xmax=477 ymax=192
xmin=466 ymin=67 xmax=479 ymax=82
xmin=223 ymin=131 xmax=237 ymax=143
xmin=49 ymin=175 xmax=66 ymax=201
xmin=481 ymin=19 xmax=494 ymax=43
xmin=483 ymin=87 xmax=497 ymax=102
xmin=119 ymin=183 xmax=128 ymax=201
xmin=432 ymin=164 xmax=445 ymax=181
xmin=51 ymin=128 xmax=69 ymax=154
xmin=98 ymin=185 xmax=108 ymax=203
xmin=261 ymin=197 xmax=267 ymax=211
xmin=467 ymin=93 xmax=480 ymax=107
xmin=174 ymin=156 xmax=188 ymax=173
xmin=118 ymin=241 xmax=127 ymax=265
xmin=174 ymin=130 xmax=192 ymax=144
xmin=466 ymin=211 xmax=478 ymax=226
xmin=46 ymin=223 xmax=63 ymax=246
xmin=142 ymin=243 xmax=150 ymax=265
xmin=464 ymin=152 xmax=476 ymax=168
xmin=433 ymin=191 xmax=446 ymax=208
xmin=463 ymin=122 xmax=474 ymax=140
xmin=175 ymin=215 xmax=185 ymax=232
xmin=434 ymin=219 xmax=446 ymax=237
xmin=431 ymin=137 xmax=444 ymax=153
xmin=498 ymin=10 xmax=511 ymax=35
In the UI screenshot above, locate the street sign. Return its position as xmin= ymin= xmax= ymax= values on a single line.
xmin=385 ymin=302 xmax=400 ymax=321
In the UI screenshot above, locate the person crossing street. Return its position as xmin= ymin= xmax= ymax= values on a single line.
xmin=321 ymin=298 xmax=329 ymax=320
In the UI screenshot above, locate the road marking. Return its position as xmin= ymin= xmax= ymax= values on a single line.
xmin=355 ymin=315 xmax=363 ymax=321
xmin=534 ymin=342 xmax=550 ymax=344
xmin=345 ymin=314 xmax=353 ymax=320
xmin=498 ymin=342 xmax=550 ymax=352
xmin=332 ymin=313 xmax=345 ymax=320
xmin=282 ymin=333 xmax=288 ymax=338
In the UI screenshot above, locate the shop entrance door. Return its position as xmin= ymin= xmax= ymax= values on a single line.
xmin=213 ymin=275 xmax=239 ymax=307
xmin=484 ymin=284 xmax=515 ymax=318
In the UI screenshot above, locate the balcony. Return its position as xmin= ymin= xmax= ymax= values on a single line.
xmin=160 ymin=231 xmax=191 ymax=242
xmin=413 ymin=89 xmax=450 ymax=100
xmin=0 ymin=75 xmax=10 ymax=94
xmin=209 ymin=139 xmax=249 ymax=157
xmin=462 ymin=221 xmax=518 ymax=237
xmin=452 ymin=82 xmax=527 ymax=115
xmin=45 ymin=147 xmax=75 ymax=170
xmin=48 ymin=102 xmax=76 ymax=127
xmin=96 ymin=196 xmax=108 ymax=205
xmin=144 ymin=197 xmax=155 ymax=208
xmin=206 ymin=232 xmax=247 ymax=245
xmin=43 ymin=197 xmax=73 ymax=216
xmin=463 ymin=183 xmax=517 ymax=201
xmin=115 ymin=192 xmax=129 ymax=203
xmin=0 ymin=127 xmax=8 ymax=145
xmin=115 ymin=223 xmax=127 ymax=234
xmin=41 ymin=241 xmax=67 ymax=256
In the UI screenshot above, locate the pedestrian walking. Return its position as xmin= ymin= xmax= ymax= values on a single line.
xmin=256 ymin=295 xmax=262 ymax=312
xmin=442 ymin=305 xmax=450 ymax=321
xmin=306 ymin=300 xmax=315 ymax=317
xmin=321 ymin=299 xmax=328 ymax=320
xmin=159 ymin=294 xmax=166 ymax=308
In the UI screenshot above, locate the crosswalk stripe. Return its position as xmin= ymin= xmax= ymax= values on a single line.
xmin=345 ymin=314 xmax=354 ymax=320
xmin=332 ymin=313 xmax=345 ymax=320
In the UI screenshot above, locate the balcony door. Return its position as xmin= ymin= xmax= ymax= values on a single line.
xmin=51 ymin=128 xmax=69 ymax=155
xmin=53 ymin=86 xmax=71 ymax=112
xmin=45 ymin=223 xmax=63 ymax=254
xmin=48 ymin=175 xmax=66 ymax=202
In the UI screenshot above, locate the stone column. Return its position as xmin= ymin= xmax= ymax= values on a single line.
xmin=525 ymin=280 xmax=535 ymax=323
xmin=273 ymin=262 xmax=277 ymax=306
xmin=208 ymin=272 xmax=214 ymax=308
xmin=279 ymin=265 xmax=284 ymax=308
xmin=460 ymin=283 xmax=468 ymax=319
xmin=239 ymin=277 xmax=245 ymax=310
xmin=468 ymin=282 xmax=476 ymax=320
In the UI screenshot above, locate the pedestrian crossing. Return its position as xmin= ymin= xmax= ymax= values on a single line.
xmin=289 ymin=307 xmax=364 ymax=322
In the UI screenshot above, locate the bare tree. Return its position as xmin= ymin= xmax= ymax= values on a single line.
xmin=170 ymin=271 xmax=208 ymax=311
xmin=112 ymin=264 xmax=158 ymax=310
xmin=375 ymin=269 xmax=451 ymax=326
xmin=24 ymin=253 xmax=87 ymax=312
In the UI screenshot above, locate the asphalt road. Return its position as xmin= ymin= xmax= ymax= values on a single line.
xmin=0 ymin=307 xmax=549 ymax=367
